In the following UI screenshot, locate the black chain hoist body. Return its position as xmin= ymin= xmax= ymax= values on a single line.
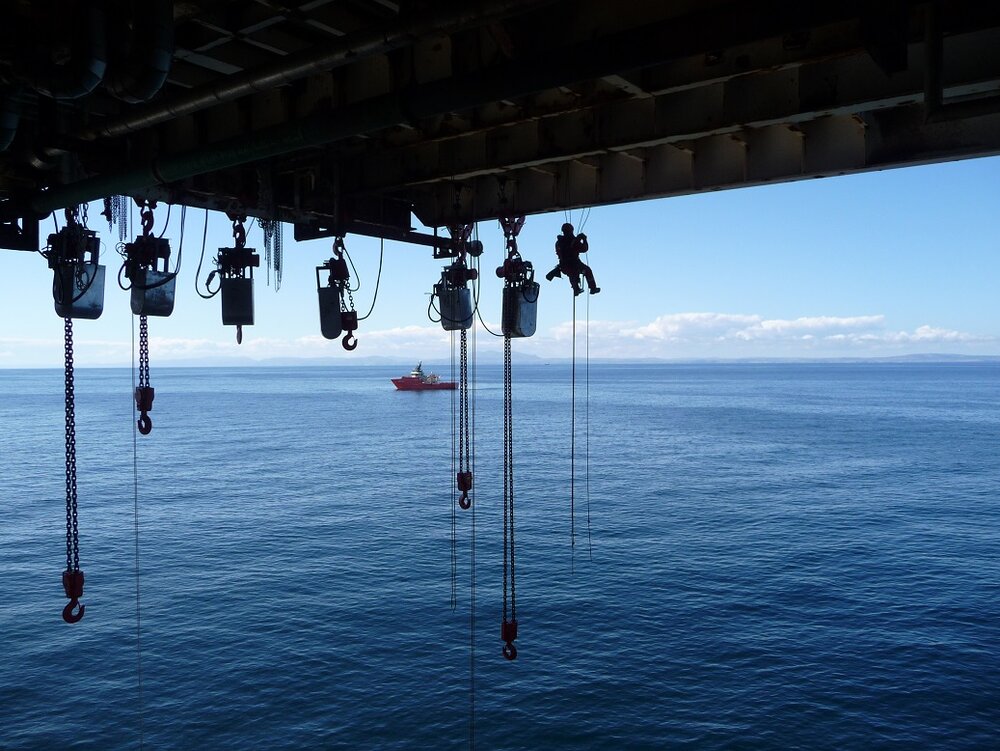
xmin=122 ymin=199 xmax=174 ymax=434
xmin=210 ymin=213 xmax=260 ymax=344
xmin=47 ymin=206 xmax=106 ymax=320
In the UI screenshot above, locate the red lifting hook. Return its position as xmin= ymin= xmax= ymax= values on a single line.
xmin=62 ymin=569 xmax=85 ymax=624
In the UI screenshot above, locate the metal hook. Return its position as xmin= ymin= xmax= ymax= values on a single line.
xmin=137 ymin=413 xmax=152 ymax=435
xmin=459 ymin=491 xmax=471 ymax=510
xmin=342 ymin=332 xmax=357 ymax=350
xmin=62 ymin=599 xmax=85 ymax=624
xmin=502 ymin=642 xmax=517 ymax=660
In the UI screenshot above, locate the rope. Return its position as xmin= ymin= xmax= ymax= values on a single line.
xmin=195 ymin=209 xmax=218 ymax=300
xmin=469 ymin=316 xmax=477 ymax=751
xmin=357 ymin=238 xmax=384 ymax=321
xmin=586 ymin=292 xmax=592 ymax=560
xmin=130 ymin=314 xmax=146 ymax=750
xmin=571 ymin=295 xmax=577 ymax=556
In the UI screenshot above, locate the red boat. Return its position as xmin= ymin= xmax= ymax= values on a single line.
xmin=391 ymin=363 xmax=456 ymax=391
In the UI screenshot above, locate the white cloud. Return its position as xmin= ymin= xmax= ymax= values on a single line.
xmin=1 ymin=314 xmax=994 ymax=365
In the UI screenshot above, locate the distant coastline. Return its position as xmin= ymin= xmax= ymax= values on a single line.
xmin=4 ymin=353 xmax=1000 ymax=370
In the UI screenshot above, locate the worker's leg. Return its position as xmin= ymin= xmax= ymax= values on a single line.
xmin=581 ymin=262 xmax=600 ymax=293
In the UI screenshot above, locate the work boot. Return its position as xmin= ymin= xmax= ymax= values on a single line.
xmin=545 ymin=269 xmax=558 ymax=281
xmin=589 ymin=286 xmax=601 ymax=295
xmin=573 ymin=285 xmax=583 ymax=296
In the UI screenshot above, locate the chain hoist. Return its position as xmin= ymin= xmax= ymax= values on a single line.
xmin=495 ymin=209 xmax=537 ymax=660
xmin=121 ymin=199 xmax=176 ymax=434
xmin=42 ymin=205 xmax=106 ymax=624
xmin=315 ymin=236 xmax=360 ymax=350
xmin=207 ymin=213 xmax=260 ymax=344
xmin=431 ymin=222 xmax=480 ymax=509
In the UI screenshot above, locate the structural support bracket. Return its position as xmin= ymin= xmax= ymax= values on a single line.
xmin=0 ymin=214 xmax=39 ymax=251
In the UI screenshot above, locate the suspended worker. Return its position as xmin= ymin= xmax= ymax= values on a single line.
xmin=545 ymin=223 xmax=600 ymax=295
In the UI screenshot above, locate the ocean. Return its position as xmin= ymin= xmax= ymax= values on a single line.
xmin=1 ymin=362 xmax=998 ymax=750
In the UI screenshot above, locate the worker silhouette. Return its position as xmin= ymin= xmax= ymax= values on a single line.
xmin=545 ymin=223 xmax=599 ymax=295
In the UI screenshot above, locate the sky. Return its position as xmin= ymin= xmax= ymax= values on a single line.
xmin=1 ymin=155 xmax=999 ymax=367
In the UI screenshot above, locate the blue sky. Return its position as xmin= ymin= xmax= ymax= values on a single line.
xmin=1 ymin=155 xmax=999 ymax=366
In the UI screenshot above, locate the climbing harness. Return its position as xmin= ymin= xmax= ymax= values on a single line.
xmin=206 ymin=212 xmax=260 ymax=344
xmin=120 ymin=199 xmax=179 ymax=434
xmin=43 ymin=205 xmax=106 ymax=624
xmin=495 ymin=209 xmax=538 ymax=661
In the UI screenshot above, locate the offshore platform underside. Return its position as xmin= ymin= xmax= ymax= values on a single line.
xmin=1 ymin=0 xmax=999 ymax=250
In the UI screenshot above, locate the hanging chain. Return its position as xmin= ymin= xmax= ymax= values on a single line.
xmin=64 ymin=318 xmax=79 ymax=573
xmin=61 ymin=317 xmax=85 ymax=623
xmin=457 ymin=328 xmax=472 ymax=509
xmin=138 ymin=316 xmax=150 ymax=389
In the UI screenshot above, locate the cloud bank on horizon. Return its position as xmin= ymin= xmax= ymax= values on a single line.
xmin=0 ymin=313 xmax=992 ymax=366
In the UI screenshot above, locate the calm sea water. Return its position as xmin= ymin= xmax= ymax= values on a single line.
xmin=1 ymin=363 xmax=998 ymax=750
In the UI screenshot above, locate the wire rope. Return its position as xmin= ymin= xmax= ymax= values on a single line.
xmin=357 ymin=238 xmax=384 ymax=321
xmin=194 ymin=209 xmax=218 ymax=299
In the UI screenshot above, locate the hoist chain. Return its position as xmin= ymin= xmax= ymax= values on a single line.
xmin=140 ymin=201 xmax=155 ymax=238
xmin=64 ymin=318 xmax=78 ymax=573
xmin=139 ymin=316 xmax=150 ymax=388
xmin=62 ymin=318 xmax=85 ymax=623
xmin=499 ymin=210 xmax=522 ymax=660
xmin=457 ymin=329 xmax=472 ymax=509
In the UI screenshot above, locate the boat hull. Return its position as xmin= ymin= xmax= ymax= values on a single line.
xmin=392 ymin=377 xmax=456 ymax=391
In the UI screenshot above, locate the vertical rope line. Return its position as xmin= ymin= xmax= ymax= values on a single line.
xmin=571 ymin=295 xmax=577 ymax=559
xmin=586 ymin=290 xmax=592 ymax=561
xmin=469 ymin=318 xmax=477 ymax=751
xmin=130 ymin=314 xmax=145 ymax=750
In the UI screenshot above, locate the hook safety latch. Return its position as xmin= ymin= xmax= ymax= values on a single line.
xmin=135 ymin=385 xmax=155 ymax=435
xmin=501 ymin=619 xmax=518 ymax=660
xmin=62 ymin=569 xmax=85 ymax=624
xmin=457 ymin=471 xmax=473 ymax=509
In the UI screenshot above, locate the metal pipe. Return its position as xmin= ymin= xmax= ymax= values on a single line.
xmin=104 ymin=0 xmax=174 ymax=104
xmin=32 ymin=3 xmax=108 ymax=100
xmin=83 ymin=0 xmax=550 ymax=141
